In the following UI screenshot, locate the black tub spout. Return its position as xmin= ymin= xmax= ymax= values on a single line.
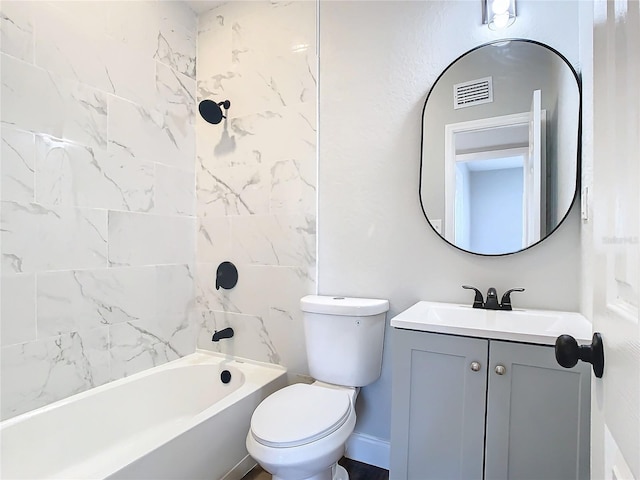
xmin=212 ymin=327 xmax=234 ymax=342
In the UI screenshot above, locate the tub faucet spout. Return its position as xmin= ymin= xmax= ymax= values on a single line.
xmin=212 ymin=327 xmax=234 ymax=342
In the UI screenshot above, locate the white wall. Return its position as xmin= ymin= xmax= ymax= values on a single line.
xmin=0 ymin=0 xmax=197 ymax=420
xmin=319 ymin=0 xmax=583 ymax=463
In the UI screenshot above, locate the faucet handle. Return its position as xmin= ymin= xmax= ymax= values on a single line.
xmin=462 ymin=285 xmax=484 ymax=309
xmin=500 ymin=288 xmax=525 ymax=311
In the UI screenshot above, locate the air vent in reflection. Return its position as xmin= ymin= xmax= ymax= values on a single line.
xmin=453 ymin=77 xmax=493 ymax=109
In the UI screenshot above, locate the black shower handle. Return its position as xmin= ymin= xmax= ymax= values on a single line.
xmin=216 ymin=262 xmax=238 ymax=290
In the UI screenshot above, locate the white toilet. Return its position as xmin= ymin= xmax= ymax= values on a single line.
xmin=246 ymin=295 xmax=389 ymax=480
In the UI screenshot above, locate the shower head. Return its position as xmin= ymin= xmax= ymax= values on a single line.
xmin=199 ymin=99 xmax=231 ymax=125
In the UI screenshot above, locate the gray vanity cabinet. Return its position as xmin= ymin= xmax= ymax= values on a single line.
xmin=390 ymin=329 xmax=591 ymax=480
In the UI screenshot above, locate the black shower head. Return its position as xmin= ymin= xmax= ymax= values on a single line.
xmin=199 ymin=99 xmax=231 ymax=125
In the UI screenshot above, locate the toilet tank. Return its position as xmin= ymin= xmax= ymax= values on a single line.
xmin=300 ymin=295 xmax=389 ymax=387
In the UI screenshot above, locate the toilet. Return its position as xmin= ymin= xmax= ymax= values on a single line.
xmin=246 ymin=295 xmax=389 ymax=480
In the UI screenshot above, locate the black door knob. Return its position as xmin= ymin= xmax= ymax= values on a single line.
xmin=555 ymin=332 xmax=604 ymax=378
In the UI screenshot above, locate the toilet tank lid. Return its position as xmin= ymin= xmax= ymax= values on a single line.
xmin=300 ymin=295 xmax=389 ymax=316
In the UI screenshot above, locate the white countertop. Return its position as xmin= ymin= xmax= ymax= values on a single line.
xmin=390 ymin=301 xmax=593 ymax=346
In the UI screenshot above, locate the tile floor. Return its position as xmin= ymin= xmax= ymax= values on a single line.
xmin=241 ymin=457 xmax=389 ymax=480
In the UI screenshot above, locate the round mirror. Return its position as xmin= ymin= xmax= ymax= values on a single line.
xmin=419 ymin=39 xmax=580 ymax=256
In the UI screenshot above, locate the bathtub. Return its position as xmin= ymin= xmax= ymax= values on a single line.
xmin=0 ymin=351 xmax=287 ymax=480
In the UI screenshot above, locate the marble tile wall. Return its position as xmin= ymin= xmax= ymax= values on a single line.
xmin=195 ymin=1 xmax=317 ymax=376
xmin=0 ymin=0 xmax=197 ymax=420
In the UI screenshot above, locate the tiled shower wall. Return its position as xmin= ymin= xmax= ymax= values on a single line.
xmin=193 ymin=1 xmax=317 ymax=375
xmin=0 ymin=1 xmax=198 ymax=420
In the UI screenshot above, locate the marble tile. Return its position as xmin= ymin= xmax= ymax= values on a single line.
xmin=103 ymin=45 xmax=158 ymax=109
xmin=108 ymin=211 xmax=195 ymax=267
xmin=156 ymin=61 xmax=196 ymax=159
xmin=251 ymin=265 xmax=314 ymax=374
xmin=42 ymin=0 xmax=109 ymax=37
xmin=0 ymin=273 xmax=36 ymax=346
xmin=60 ymin=80 xmax=109 ymax=150
xmin=109 ymin=314 xmax=195 ymax=380
xmin=193 ymin=0 xmax=318 ymax=382
xmin=1 ymin=201 xmax=108 ymax=274
xmin=154 ymin=164 xmax=195 ymax=216
xmin=108 ymin=85 xmax=194 ymax=172
xmin=37 ymin=267 xmax=157 ymax=337
xmin=270 ymin=158 xmax=316 ymax=214
xmin=0 ymin=327 xmax=110 ymax=420
xmin=195 ymin=309 xmax=280 ymax=365
xmin=268 ymin=305 xmax=308 ymax=375
xmin=109 ymin=0 xmax=197 ymax=80
xmin=161 ymin=1 xmax=198 ymax=34
xmin=158 ymin=59 xmax=196 ymax=107
xmin=0 ymin=0 xmax=34 ymax=62
xmin=231 ymin=1 xmax=316 ymax=61
xmin=196 ymin=161 xmax=270 ymax=217
xmin=156 ymin=264 xmax=195 ymax=317
xmin=197 ymin=103 xmax=316 ymax=171
xmin=195 ymin=71 xmax=237 ymax=113
xmin=197 ymin=44 xmax=316 ymax=119
xmin=231 ymin=214 xmax=316 ymax=267
xmin=33 ymin=3 xmax=111 ymax=94
xmin=197 ymin=0 xmax=295 ymax=81
xmin=1 ymin=53 xmax=108 ymax=150
xmin=33 ymin=4 xmax=157 ymax=110
xmin=195 ymin=115 xmax=240 ymax=170
xmin=195 ymin=262 xmax=245 ymax=315
xmin=197 ymin=0 xmax=317 ymax=118
xmin=107 ymin=0 xmax=160 ymax=60
xmin=1 ymin=126 xmax=35 ymax=203
xmin=197 ymin=8 xmax=232 ymax=80
xmin=156 ymin=18 xmax=197 ymax=80
xmin=35 ymin=135 xmax=155 ymax=212
xmin=197 ymin=216 xmax=233 ymax=263
xmin=195 ymin=263 xmax=314 ymax=327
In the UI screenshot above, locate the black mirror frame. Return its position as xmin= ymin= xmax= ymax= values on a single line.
xmin=418 ymin=38 xmax=582 ymax=257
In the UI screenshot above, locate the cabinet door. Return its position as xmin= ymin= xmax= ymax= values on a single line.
xmin=485 ymin=341 xmax=591 ymax=480
xmin=390 ymin=329 xmax=488 ymax=480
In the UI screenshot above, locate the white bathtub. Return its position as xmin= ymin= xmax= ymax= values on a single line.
xmin=0 ymin=351 xmax=287 ymax=480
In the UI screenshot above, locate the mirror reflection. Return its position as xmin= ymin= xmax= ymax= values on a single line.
xmin=420 ymin=40 xmax=580 ymax=255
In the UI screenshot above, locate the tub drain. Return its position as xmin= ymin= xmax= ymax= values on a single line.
xmin=220 ymin=370 xmax=232 ymax=384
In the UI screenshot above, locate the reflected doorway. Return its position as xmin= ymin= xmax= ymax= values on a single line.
xmin=455 ymin=151 xmax=526 ymax=254
xmin=443 ymin=90 xmax=546 ymax=254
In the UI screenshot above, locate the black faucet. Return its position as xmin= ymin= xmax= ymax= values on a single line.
xmin=484 ymin=287 xmax=500 ymax=309
xmin=462 ymin=286 xmax=525 ymax=311
xmin=212 ymin=327 xmax=234 ymax=342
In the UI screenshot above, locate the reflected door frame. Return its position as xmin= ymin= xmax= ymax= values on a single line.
xmin=444 ymin=111 xmax=546 ymax=249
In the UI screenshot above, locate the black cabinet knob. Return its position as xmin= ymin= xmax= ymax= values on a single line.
xmin=555 ymin=332 xmax=604 ymax=378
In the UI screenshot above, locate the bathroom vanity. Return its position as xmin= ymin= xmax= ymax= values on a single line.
xmin=390 ymin=302 xmax=591 ymax=480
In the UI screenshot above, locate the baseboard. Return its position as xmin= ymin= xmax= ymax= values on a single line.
xmin=221 ymin=454 xmax=257 ymax=480
xmin=345 ymin=431 xmax=390 ymax=470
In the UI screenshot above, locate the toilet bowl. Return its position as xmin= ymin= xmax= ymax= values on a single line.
xmin=246 ymin=383 xmax=356 ymax=480
xmin=245 ymin=295 xmax=389 ymax=480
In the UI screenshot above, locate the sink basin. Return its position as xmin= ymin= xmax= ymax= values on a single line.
xmin=390 ymin=301 xmax=592 ymax=345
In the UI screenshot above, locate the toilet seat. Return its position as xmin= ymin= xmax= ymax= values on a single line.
xmin=250 ymin=384 xmax=352 ymax=448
